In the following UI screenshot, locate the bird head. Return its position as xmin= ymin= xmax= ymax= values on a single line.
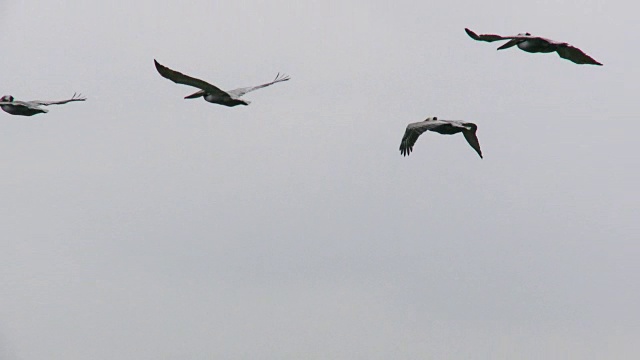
xmin=1 ymin=95 xmax=14 ymax=102
xmin=426 ymin=116 xmax=437 ymax=121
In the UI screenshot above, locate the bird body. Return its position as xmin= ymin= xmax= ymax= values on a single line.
xmin=0 ymin=94 xmax=86 ymax=116
xmin=465 ymin=28 xmax=602 ymax=65
xmin=154 ymin=60 xmax=290 ymax=107
xmin=399 ymin=117 xmax=483 ymax=158
xmin=513 ymin=38 xmax=557 ymax=53
xmin=204 ymin=94 xmax=248 ymax=107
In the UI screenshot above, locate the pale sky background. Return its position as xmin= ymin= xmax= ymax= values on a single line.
xmin=1 ymin=0 xmax=639 ymax=359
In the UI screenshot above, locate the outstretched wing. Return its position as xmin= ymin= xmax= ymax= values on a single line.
xmin=465 ymin=28 xmax=516 ymax=42
xmin=227 ymin=73 xmax=290 ymax=98
xmin=462 ymin=128 xmax=483 ymax=159
xmin=32 ymin=93 xmax=86 ymax=106
xmin=154 ymin=59 xmax=231 ymax=97
xmin=399 ymin=121 xmax=438 ymax=156
xmin=556 ymin=45 xmax=602 ymax=65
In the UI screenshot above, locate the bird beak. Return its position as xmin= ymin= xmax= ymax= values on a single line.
xmin=497 ymin=39 xmax=520 ymax=50
xmin=184 ymin=90 xmax=205 ymax=99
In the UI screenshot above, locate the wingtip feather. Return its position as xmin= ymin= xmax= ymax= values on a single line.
xmin=465 ymin=28 xmax=479 ymax=40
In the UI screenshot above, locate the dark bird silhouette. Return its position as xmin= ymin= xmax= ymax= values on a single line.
xmin=465 ymin=28 xmax=602 ymax=65
xmin=0 ymin=93 xmax=86 ymax=116
xmin=154 ymin=59 xmax=290 ymax=107
xmin=399 ymin=117 xmax=483 ymax=158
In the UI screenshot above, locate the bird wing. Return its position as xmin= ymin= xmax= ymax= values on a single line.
xmin=464 ymin=28 xmax=519 ymax=42
xmin=1 ymin=100 xmax=21 ymax=106
xmin=31 ymin=93 xmax=86 ymax=106
xmin=226 ymin=73 xmax=290 ymax=98
xmin=1 ymin=100 xmax=44 ymax=109
xmin=462 ymin=128 xmax=483 ymax=159
xmin=154 ymin=60 xmax=231 ymax=97
xmin=399 ymin=121 xmax=438 ymax=156
xmin=556 ymin=45 xmax=602 ymax=65
xmin=0 ymin=100 xmax=48 ymax=114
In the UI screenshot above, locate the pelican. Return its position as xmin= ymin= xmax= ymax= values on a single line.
xmin=0 ymin=93 xmax=86 ymax=116
xmin=154 ymin=60 xmax=290 ymax=107
xmin=465 ymin=28 xmax=602 ymax=65
xmin=399 ymin=117 xmax=483 ymax=158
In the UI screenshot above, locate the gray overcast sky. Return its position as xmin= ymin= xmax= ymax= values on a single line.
xmin=1 ymin=0 xmax=638 ymax=359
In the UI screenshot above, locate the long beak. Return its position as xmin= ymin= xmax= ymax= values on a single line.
xmin=184 ymin=90 xmax=206 ymax=99
xmin=497 ymin=39 xmax=521 ymax=50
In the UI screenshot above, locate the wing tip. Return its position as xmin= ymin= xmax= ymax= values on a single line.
xmin=399 ymin=145 xmax=412 ymax=157
xmin=72 ymin=92 xmax=87 ymax=101
xmin=464 ymin=28 xmax=479 ymax=40
xmin=275 ymin=73 xmax=291 ymax=82
xmin=153 ymin=59 xmax=167 ymax=73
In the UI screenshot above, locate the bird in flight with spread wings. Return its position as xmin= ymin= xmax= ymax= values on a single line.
xmin=465 ymin=28 xmax=602 ymax=65
xmin=399 ymin=117 xmax=483 ymax=158
xmin=154 ymin=60 xmax=290 ymax=107
xmin=0 ymin=93 xmax=86 ymax=116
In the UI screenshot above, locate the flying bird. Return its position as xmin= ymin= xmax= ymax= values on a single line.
xmin=0 ymin=93 xmax=86 ymax=116
xmin=399 ymin=117 xmax=483 ymax=158
xmin=464 ymin=28 xmax=602 ymax=65
xmin=154 ymin=59 xmax=290 ymax=107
